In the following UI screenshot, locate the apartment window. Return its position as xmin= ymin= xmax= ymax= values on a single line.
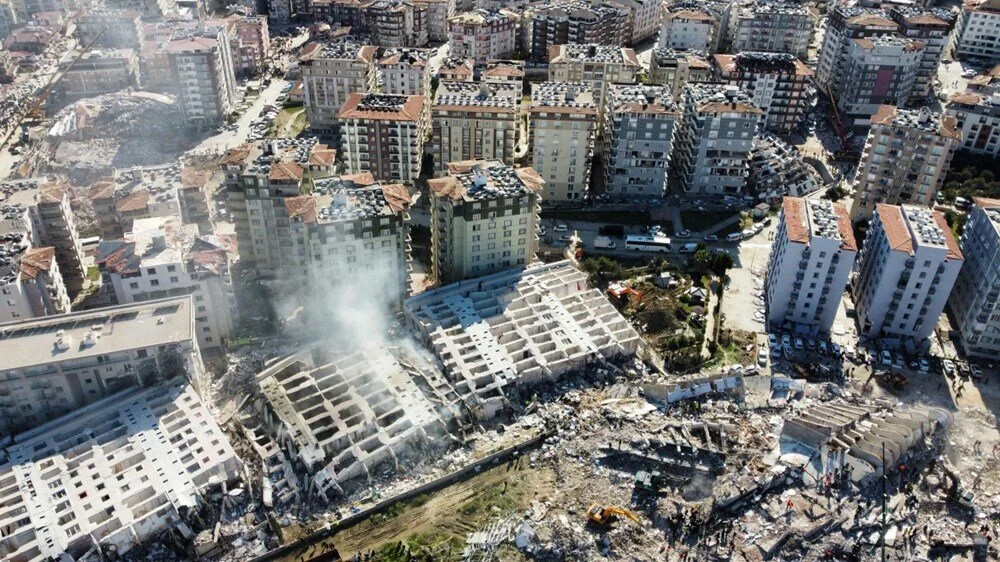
xmin=170 ymin=276 xmax=179 ymax=283
xmin=129 ymin=282 xmax=139 ymax=290
xmin=146 ymin=268 xmax=156 ymax=275
xmin=150 ymin=280 xmax=160 ymax=286
xmin=167 ymin=265 xmax=177 ymax=272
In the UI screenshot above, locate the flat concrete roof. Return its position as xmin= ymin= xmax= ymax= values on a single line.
xmin=0 ymin=296 xmax=194 ymax=371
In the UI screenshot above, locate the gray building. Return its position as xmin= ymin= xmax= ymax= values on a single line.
xmin=949 ymin=197 xmax=1000 ymax=359
xmin=601 ymin=84 xmax=679 ymax=198
xmin=672 ymin=83 xmax=762 ymax=196
xmin=730 ymin=2 xmax=814 ymax=58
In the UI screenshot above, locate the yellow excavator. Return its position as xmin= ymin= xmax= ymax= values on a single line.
xmin=587 ymin=503 xmax=641 ymax=526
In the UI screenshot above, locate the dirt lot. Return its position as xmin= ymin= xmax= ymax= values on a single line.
xmin=281 ymin=460 xmax=557 ymax=561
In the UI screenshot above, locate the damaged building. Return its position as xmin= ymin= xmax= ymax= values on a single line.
xmin=404 ymin=260 xmax=645 ymax=419
xmin=252 ymin=346 xmax=460 ymax=500
xmin=0 ymin=380 xmax=242 ymax=562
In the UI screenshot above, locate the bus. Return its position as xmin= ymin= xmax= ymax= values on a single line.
xmin=625 ymin=234 xmax=672 ymax=253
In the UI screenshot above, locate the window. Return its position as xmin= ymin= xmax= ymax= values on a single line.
xmin=150 ymin=280 xmax=160 ymax=287
xmin=167 ymin=265 xmax=176 ymax=272
xmin=169 ymin=276 xmax=179 ymax=283
xmin=129 ymin=282 xmax=139 ymax=290
xmin=146 ymin=268 xmax=156 ymax=275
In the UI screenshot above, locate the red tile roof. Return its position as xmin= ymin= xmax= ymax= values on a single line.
xmin=932 ymin=211 xmax=964 ymax=260
xmin=833 ymin=203 xmax=857 ymax=251
xmin=285 ymin=195 xmax=317 ymax=223
xmin=269 ymin=161 xmax=304 ymax=182
xmin=782 ymin=197 xmax=809 ymax=245
xmin=19 ymin=246 xmax=55 ymax=280
xmin=337 ymin=93 xmax=425 ymax=122
xmin=876 ymin=203 xmax=913 ymax=255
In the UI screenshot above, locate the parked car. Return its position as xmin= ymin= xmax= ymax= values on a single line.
xmin=942 ymin=359 xmax=956 ymax=375
xmin=832 ymin=343 xmax=841 ymax=356
xmin=881 ymin=350 xmax=893 ymax=366
xmin=768 ymin=333 xmax=777 ymax=347
xmin=806 ymin=339 xmax=816 ymax=351
xmin=558 ymin=234 xmax=574 ymax=242
xmin=758 ymin=347 xmax=768 ymax=366
xmin=971 ymin=364 xmax=984 ymax=379
xmin=781 ymin=334 xmax=791 ymax=347
xmin=794 ymin=338 xmax=804 ymax=350
xmin=554 ymin=224 xmax=568 ymax=232
xmin=819 ymin=341 xmax=828 ymax=354
xmin=704 ymin=234 xmax=718 ymax=242
xmin=918 ymin=358 xmax=930 ymax=372
xmin=675 ymin=230 xmax=692 ymax=239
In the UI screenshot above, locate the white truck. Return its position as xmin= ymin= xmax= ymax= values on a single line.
xmin=679 ymin=242 xmax=699 ymax=254
xmin=593 ymin=236 xmax=616 ymax=249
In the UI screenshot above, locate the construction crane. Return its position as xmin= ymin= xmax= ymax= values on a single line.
xmin=586 ymin=503 xmax=641 ymax=526
xmin=16 ymin=27 xmax=108 ymax=143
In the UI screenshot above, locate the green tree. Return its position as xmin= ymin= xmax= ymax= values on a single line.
xmin=710 ymin=252 xmax=734 ymax=276
xmin=822 ymin=185 xmax=848 ymax=201
xmin=691 ymin=249 xmax=713 ymax=273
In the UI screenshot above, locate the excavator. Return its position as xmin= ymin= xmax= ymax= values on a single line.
xmin=586 ymin=503 xmax=641 ymax=527
xmin=940 ymin=461 xmax=976 ymax=512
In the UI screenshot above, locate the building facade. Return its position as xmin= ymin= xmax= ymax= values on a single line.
xmin=432 ymin=80 xmax=520 ymax=171
xmin=954 ymin=0 xmax=1000 ymax=64
xmin=730 ymin=2 xmax=814 ymax=58
xmin=601 ymin=84 xmax=679 ymax=198
xmin=376 ymin=47 xmax=431 ymax=96
xmin=447 ymin=8 xmax=517 ymax=60
xmin=338 ymin=93 xmax=427 ymax=183
xmin=946 ymin=83 xmax=1000 ymax=157
xmin=0 ymin=244 xmax=69 ymax=323
xmin=836 ymin=35 xmax=923 ymax=128
xmin=62 ymin=48 xmax=139 ymax=98
xmin=849 ymin=105 xmax=960 ymax=222
xmin=547 ymin=44 xmax=641 ymax=119
xmin=712 ymin=52 xmax=813 ymax=135
xmin=428 ymin=160 xmax=542 ymax=282
xmin=765 ymin=197 xmax=858 ymax=334
xmin=853 ymin=204 xmax=963 ymax=346
xmin=672 ymin=84 xmax=762 ymax=196
xmin=165 ymin=27 xmax=239 ymax=127
xmin=299 ymin=42 xmax=377 ymax=136
xmin=658 ymin=8 xmax=716 ymax=52
xmin=648 ymin=47 xmax=711 ymax=97
xmin=524 ymin=0 xmax=629 ymax=61
xmin=949 ymin=197 xmax=1000 ymax=359
xmin=528 ymin=82 xmax=598 ymax=203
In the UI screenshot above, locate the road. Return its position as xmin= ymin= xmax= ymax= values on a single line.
xmin=191 ymin=79 xmax=291 ymax=157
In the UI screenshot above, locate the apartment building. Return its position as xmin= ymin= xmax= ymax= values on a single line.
xmin=62 ymin=48 xmax=139 ymax=98
xmin=712 ymin=52 xmax=813 ymax=135
xmin=949 ymin=198 xmax=1000 ymax=359
xmin=890 ymin=7 xmax=954 ymax=102
xmin=614 ymin=0 xmax=661 ymax=44
xmin=428 ymin=160 xmax=542 ymax=283
xmin=76 ymin=10 xmax=144 ymax=50
xmin=648 ymin=47 xmax=711 ymax=97
xmin=849 ymin=105 xmax=960 ymax=222
xmin=946 ymin=70 xmax=1000 ymax=157
xmin=30 ymin=181 xmax=85 ymax=293
xmin=222 ymin=138 xmax=337 ymax=276
xmin=658 ymin=8 xmax=716 ymax=52
xmin=165 ymin=27 xmax=238 ymax=128
xmin=528 ymin=82 xmax=598 ymax=203
xmin=601 ymin=84 xmax=679 ymax=198
xmin=548 ymin=44 xmax=641 ymax=119
xmin=447 ymin=8 xmax=517 ymax=60
xmin=0 ymin=380 xmax=241 ymax=562
xmin=730 ymin=2 xmax=814 ymax=58
xmin=376 ymin=47 xmax=431 ymax=96
xmin=299 ymin=42 xmax=377 ymax=136
xmin=853 ymin=204 xmax=963 ymax=346
xmin=0 ymin=239 xmax=69 ymax=323
xmin=838 ymin=35 xmax=924 ymax=127
xmin=765 ymin=197 xmax=858 ymax=334
xmin=750 ymin=134 xmax=822 ymax=202
xmin=96 ymin=216 xmax=236 ymax=351
xmin=413 ymin=0 xmax=454 ymax=42
xmin=432 ymin=80 xmax=520 ymax=170
xmin=481 ymin=59 xmax=525 ymax=85
xmin=954 ymin=0 xmax=1000 ymax=64
xmin=363 ymin=0 xmax=429 ymax=47
xmin=0 ymin=296 xmax=202 ymax=435
xmin=228 ymin=14 xmax=270 ymax=78
xmin=338 ymin=93 xmax=426 ymax=183
xmin=816 ymin=7 xmax=900 ymax=98
xmin=672 ymin=84 xmax=762 ymax=196
xmin=437 ymin=56 xmax=475 ymax=80
xmin=524 ymin=0 xmax=629 ymax=61
xmin=88 ymin=165 xmax=187 ymax=239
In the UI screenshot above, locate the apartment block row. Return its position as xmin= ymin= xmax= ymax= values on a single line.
xmin=945 ymin=66 xmax=1000 ymax=158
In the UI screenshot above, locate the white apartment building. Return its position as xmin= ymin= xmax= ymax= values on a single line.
xmin=837 ymin=35 xmax=923 ymax=127
xmin=849 ymin=105 xmax=960 ymax=222
xmin=730 ymin=2 xmax=814 ymax=59
xmin=949 ymin=198 xmax=1000 ymax=359
xmin=0 ymin=241 xmax=69 ymax=324
xmin=890 ymin=7 xmax=954 ymax=103
xmin=853 ymin=204 xmax=963 ymax=346
xmin=954 ymin=0 xmax=1000 ymax=64
xmin=601 ymin=84 xmax=679 ymax=198
xmin=447 ymin=8 xmax=517 ymax=60
xmin=658 ymin=9 xmax=717 ymax=52
xmin=765 ymin=197 xmax=858 ymax=334
xmin=815 ymin=7 xmax=900 ymax=97
xmin=432 ymin=80 xmax=520 ymax=171
xmin=338 ymin=93 xmax=427 ymax=183
xmin=0 ymin=380 xmax=241 ymax=562
xmin=548 ymin=44 xmax=641 ymax=120
xmin=437 ymin=56 xmax=475 ymax=81
xmin=528 ymin=82 xmax=599 ymax=203
xmin=648 ymin=47 xmax=712 ymax=97
xmin=480 ymin=59 xmax=525 ymax=85
xmin=0 ymin=296 xmax=202 ymax=436
xmin=414 ymin=0 xmax=454 ymax=42
xmin=615 ymin=0 xmax=662 ymax=44
xmin=946 ymin=70 xmax=1000 ymax=156
xmin=672 ymin=83 xmax=763 ymax=196
xmin=376 ymin=47 xmax=431 ymax=96
xmin=165 ymin=27 xmax=238 ymax=128
xmin=428 ymin=160 xmax=542 ymax=283
xmin=299 ymin=42 xmax=377 ymax=136
xmin=96 ymin=216 xmax=236 ymax=351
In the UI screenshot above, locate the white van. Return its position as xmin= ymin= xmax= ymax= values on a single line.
xmin=680 ymin=242 xmax=699 ymax=254
xmin=726 ymin=232 xmax=742 ymax=242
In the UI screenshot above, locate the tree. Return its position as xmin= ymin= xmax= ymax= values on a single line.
xmin=710 ymin=252 xmax=734 ymax=276
xmin=692 ymin=249 xmax=713 ymax=273
xmin=822 ymin=185 xmax=848 ymax=201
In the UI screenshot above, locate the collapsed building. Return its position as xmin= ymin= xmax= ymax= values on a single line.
xmin=0 ymin=380 xmax=242 ymax=562
xmin=252 ymin=345 xmax=460 ymax=500
xmin=749 ymin=134 xmax=823 ymax=202
xmin=781 ymin=401 xmax=951 ymax=482
xmin=404 ymin=260 xmax=646 ymax=419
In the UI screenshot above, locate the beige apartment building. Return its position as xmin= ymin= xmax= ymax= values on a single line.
xmin=376 ymin=47 xmax=431 ymax=96
xmin=447 ymin=8 xmax=518 ymax=60
xmin=432 ymin=81 xmax=520 ymax=172
xmin=428 ymin=160 xmax=543 ymax=283
xmin=850 ymin=105 xmax=961 ymax=222
xmin=548 ymin=44 xmax=641 ymax=121
xmin=338 ymin=93 xmax=427 ymax=184
xmin=528 ymin=82 xmax=598 ymax=203
xmin=165 ymin=27 xmax=239 ymax=127
xmin=62 ymin=48 xmax=139 ymax=98
xmin=299 ymin=42 xmax=377 ymax=136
